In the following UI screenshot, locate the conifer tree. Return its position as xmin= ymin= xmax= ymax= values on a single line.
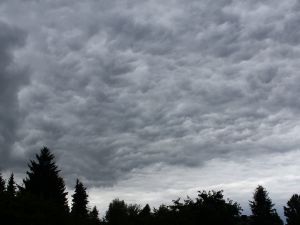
xmin=284 ymin=194 xmax=300 ymax=225
xmin=3 ymin=173 xmax=18 ymax=225
xmin=20 ymin=147 xmax=69 ymax=225
xmin=6 ymin=173 xmax=16 ymax=197
xmin=140 ymin=204 xmax=151 ymax=216
xmin=71 ymin=179 xmax=89 ymax=218
xmin=22 ymin=147 xmax=68 ymax=212
xmin=139 ymin=204 xmax=152 ymax=225
xmin=249 ymin=185 xmax=283 ymax=225
xmin=0 ymin=173 xmax=5 ymax=194
xmin=0 ymin=173 xmax=5 ymax=221
xmin=89 ymin=206 xmax=101 ymax=224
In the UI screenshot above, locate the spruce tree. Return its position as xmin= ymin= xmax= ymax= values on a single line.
xmin=89 ymin=206 xmax=101 ymax=224
xmin=71 ymin=179 xmax=89 ymax=218
xmin=3 ymin=173 xmax=18 ymax=225
xmin=0 ymin=173 xmax=5 ymax=222
xmin=249 ymin=185 xmax=283 ymax=225
xmin=21 ymin=147 xmax=69 ymax=225
xmin=0 ymin=173 xmax=5 ymax=194
xmin=6 ymin=173 xmax=16 ymax=197
xmin=284 ymin=194 xmax=300 ymax=225
xmin=22 ymin=147 xmax=68 ymax=211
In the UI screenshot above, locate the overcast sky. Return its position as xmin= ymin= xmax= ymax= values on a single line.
xmin=1 ymin=0 xmax=300 ymax=217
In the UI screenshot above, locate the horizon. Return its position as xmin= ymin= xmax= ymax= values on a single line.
xmin=1 ymin=0 xmax=300 ymax=222
xmin=0 ymin=147 xmax=294 ymax=219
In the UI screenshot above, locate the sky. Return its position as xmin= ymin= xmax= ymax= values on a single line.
xmin=1 ymin=0 xmax=300 ymax=218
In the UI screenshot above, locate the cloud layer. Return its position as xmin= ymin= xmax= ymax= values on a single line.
xmin=0 ymin=21 xmax=28 ymax=169
xmin=1 ymin=0 xmax=300 ymax=215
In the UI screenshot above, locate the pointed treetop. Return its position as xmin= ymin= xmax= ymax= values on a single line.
xmin=6 ymin=173 xmax=16 ymax=197
xmin=71 ymin=179 xmax=89 ymax=218
xmin=249 ymin=185 xmax=283 ymax=225
xmin=23 ymin=147 xmax=68 ymax=212
xmin=0 ymin=172 xmax=5 ymax=194
xmin=90 ymin=206 xmax=100 ymax=220
xmin=140 ymin=204 xmax=151 ymax=216
xmin=250 ymin=185 xmax=274 ymax=215
xmin=90 ymin=206 xmax=99 ymax=217
xmin=31 ymin=146 xmax=57 ymax=171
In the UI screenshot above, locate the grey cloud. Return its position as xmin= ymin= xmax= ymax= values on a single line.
xmin=0 ymin=21 xmax=28 ymax=169
xmin=0 ymin=0 xmax=300 ymax=198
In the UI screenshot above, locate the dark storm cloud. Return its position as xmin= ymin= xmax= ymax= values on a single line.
xmin=1 ymin=0 xmax=300 ymax=197
xmin=0 ymin=21 xmax=28 ymax=169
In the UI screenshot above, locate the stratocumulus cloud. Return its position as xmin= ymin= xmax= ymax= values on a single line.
xmin=1 ymin=0 xmax=300 ymax=215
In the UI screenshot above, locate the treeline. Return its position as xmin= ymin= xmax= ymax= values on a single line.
xmin=0 ymin=147 xmax=300 ymax=225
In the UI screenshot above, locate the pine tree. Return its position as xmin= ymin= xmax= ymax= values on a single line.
xmin=284 ymin=194 xmax=300 ymax=225
xmin=6 ymin=173 xmax=16 ymax=197
xmin=71 ymin=179 xmax=89 ymax=218
xmin=249 ymin=185 xmax=283 ymax=225
xmin=22 ymin=147 xmax=68 ymax=211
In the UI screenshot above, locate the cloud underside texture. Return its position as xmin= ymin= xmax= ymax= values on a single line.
xmin=0 ymin=0 xmax=300 ymax=214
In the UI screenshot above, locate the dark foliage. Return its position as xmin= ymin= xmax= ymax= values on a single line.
xmin=71 ymin=179 xmax=89 ymax=224
xmin=0 ymin=173 xmax=5 ymax=194
xmin=22 ymin=147 xmax=68 ymax=210
xmin=284 ymin=194 xmax=300 ymax=225
xmin=249 ymin=185 xmax=283 ymax=225
xmin=139 ymin=204 xmax=152 ymax=225
xmin=105 ymin=199 xmax=131 ymax=225
xmin=0 ymin=173 xmax=6 ymax=222
xmin=6 ymin=173 xmax=16 ymax=197
xmin=151 ymin=190 xmax=242 ymax=225
xmin=0 ymin=147 xmax=297 ymax=225
xmin=20 ymin=147 xmax=69 ymax=225
xmin=89 ymin=206 xmax=101 ymax=225
xmin=239 ymin=215 xmax=251 ymax=225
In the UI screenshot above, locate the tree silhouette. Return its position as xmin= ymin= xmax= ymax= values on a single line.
xmin=6 ymin=173 xmax=16 ymax=197
xmin=71 ymin=179 xmax=89 ymax=219
xmin=139 ymin=204 xmax=152 ymax=224
xmin=1 ymin=147 xmax=297 ymax=225
xmin=105 ymin=199 xmax=129 ymax=225
xmin=249 ymin=185 xmax=282 ymax=225
xmin=0 ymin=173 xmax=5 ymax=194
xmin=89 ymin=206 xmax=101 ymax=225
xmin=140 ymin=204 xmax=151 ymax=217
xmin=128 ymin=204 xmax=141 ymax=225
xmin=153 ymin=204 xmax=172 ymax=225
xmin=284 ymin=194 xmax=300 ymax=225
xmin=2 ymin=173 xmax=18 ymax=225
xmin=197 ymin=190 xmax=241 ymax=225
xmin=21 ymin=147 xmax=69 ymax=225
xmin=22 ymin=147 xmax=68 ymax=209
xmin=151 ymin=190 xmax=242 ymax=225
xmin=169 ymin=190 xmax=241 ymax=225
xmin=0 ymin=173 xmax=6 ymax=222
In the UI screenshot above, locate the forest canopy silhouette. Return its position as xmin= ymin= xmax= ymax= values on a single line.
xmin=0 ymin=147 xmax=299 ymax=225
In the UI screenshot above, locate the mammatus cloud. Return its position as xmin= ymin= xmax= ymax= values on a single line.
xmin=1 ymin=0 xmax=300 ymax=216
xmin=0 ymin=21 xmax=28 ymax=169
